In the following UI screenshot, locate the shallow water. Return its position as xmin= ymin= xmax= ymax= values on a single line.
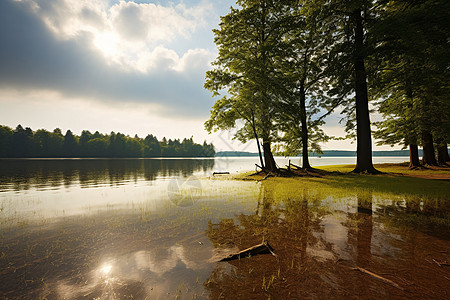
xmin=0 ymin=158 xmax=449 ymax=299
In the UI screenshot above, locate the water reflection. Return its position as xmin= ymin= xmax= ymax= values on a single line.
xmin=205 ymin=183 xmax=450 ymax=299
xmin=0 ymin=163 xmax=449 ymax=299
xmin=0 ymin=159 xmax=214 ymax=191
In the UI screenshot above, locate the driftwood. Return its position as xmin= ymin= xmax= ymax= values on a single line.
xmin=213 ymin=172 xmax=230 ymax=175
xmin=219 ymin=241 xmax=277 ymax=261
xmin=352 ymin=267 xmax=404 ymax=290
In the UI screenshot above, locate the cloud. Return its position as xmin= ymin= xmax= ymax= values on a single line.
xmin=26 ymin=0 xmax=109 ymax=38
xmin=111 ymin=2 xmax=149 ymax=41
xmin=110 ymin=1 xmax=205 ymax=43
xmin=0 ymin=0 xmax=217 ymax=117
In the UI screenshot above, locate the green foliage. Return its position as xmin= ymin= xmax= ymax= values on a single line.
xmin=0 ymin=126 xmax=13 ymax=157
xmin=205 ymin=0 xmax=295 ymax=143
xmin=272 ymin=1 xmax=332 ymax=157
xmin=371 ymin=0 xmax=450 ymax=150
xmin=0 ymin=124 xmax=215 ymax=158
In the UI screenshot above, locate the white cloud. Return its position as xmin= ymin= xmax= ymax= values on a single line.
xmin=173 ymin=48 xmax=215 ymax=72
xmin=110 ymin=1 xmax=204 ymax=42
xmin=110 ymin=1 xmax=149 ymax=41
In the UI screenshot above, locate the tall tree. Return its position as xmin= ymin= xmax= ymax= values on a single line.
xmin=304 ymin=0 xmax=382 ymax=173
xmin=275 ymin=1 xmax=331 ymax=169
xmin=205 ymin=0 xmax=292 ymax=172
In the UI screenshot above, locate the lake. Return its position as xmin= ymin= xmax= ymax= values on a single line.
xmin=1 ymin=157 xmax=449 ymax=299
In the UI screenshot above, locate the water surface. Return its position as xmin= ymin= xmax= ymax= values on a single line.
xmin=0 ymin=158 xmax=448 ymax=299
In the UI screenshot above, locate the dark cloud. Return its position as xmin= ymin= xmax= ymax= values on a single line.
xmin=0 ymin=0 xmax=213 ymax=117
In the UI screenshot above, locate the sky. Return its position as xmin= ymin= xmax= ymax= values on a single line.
xmin=0 ymin=0 xmax=399 ymax=152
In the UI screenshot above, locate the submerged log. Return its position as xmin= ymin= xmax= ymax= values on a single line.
xmin=219 ymin=241 xmax=276 ymax=261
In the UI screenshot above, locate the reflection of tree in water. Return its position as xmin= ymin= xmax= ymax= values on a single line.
xmin=376 ymin=194 xmax=450 ymax=239
xmin=204 ymin=184 xmax=337 ymax=299
xmin=356 ymin=191 xmax=373 ymax=268
xmin=0 ymin=159 xmax=214 ymax=191
xmin=204 ymin=185 xmax=450 ymax=299
xmin=345 ymin=190 xmax=373 ymax=268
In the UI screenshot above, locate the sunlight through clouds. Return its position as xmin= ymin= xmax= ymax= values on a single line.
xmin=20 ymin=0 xmax=213 ymax=73
xmin=0 ymin=0 xmax=223 ymax=118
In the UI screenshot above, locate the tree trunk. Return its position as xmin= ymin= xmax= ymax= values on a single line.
xmin=446 ymin=146 xmax=450 ymax=163
xmin=351 ymin=9 xmax=378 ymax=174
xmin=436 ymin=144 xmax=449 ymax=165
xmin=421 ymin=131 xmax=437 ymax=166
xmin=299 ymin=83 xmax=311 ymax=169
xmin=262 ymin=141 xmax=277 ymax=172
xmin=256 ymin=139 xmax=265 ymax=170
xmin=408 ymin=144 xmax=421 ymax=168
xmin=251 ymin=111 xmax=265 ymax=170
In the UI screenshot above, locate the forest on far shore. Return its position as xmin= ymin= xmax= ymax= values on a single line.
xmin=0 ymin=125 xmax=215 ymax=158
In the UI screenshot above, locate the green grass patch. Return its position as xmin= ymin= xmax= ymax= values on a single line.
xmin=234 ymin=164 xmax=450 ymax=199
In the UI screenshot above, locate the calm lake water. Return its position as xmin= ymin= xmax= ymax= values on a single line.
xmin=0 ymin=158 xmax=449 ymax=299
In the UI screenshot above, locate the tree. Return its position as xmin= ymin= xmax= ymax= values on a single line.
xmin=34 ymin=129 xmax=51 ymax=157
xmin=63 ymin=130 xmax=78 ymax=157
xmin=124 ymin=137 xmax=143 ymax=157
xmin=79 ymin=130 xmax=93 ymax=156
xmin=274 ymin=1 xmax=331 ymax=169
xmin=143 ymin=134 xmax=161 ymax=157
xmin=304 ymin=0 xmax=382 ymax=173
xmin=11 ymin=125 xmax=33 ymax=157
xmin=0 ymin=125 xmax=13 ymax=157
xmin=86 ymin=138 xmax=108 ymax=156
xmin=371 ymin=0 xmax=450 ymax=166
xmin=205 ymin=0 xmax=293 ymax=172
xmin=48 ymin=128 xmax=64 ymax=157
xmin=108 ymin=132 xmax=126 ymax=157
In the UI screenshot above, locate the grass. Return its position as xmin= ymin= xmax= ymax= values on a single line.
xmin=319 ymin=162 xmax=450 ymax=175
xmin=233 ymin=163 xmax=450 ymax=199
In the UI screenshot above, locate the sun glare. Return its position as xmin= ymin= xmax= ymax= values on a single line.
xmin=94 ymin=32 xmax=119 ymax=58
xmin=100 ymin=264 xmax=112 ymax=275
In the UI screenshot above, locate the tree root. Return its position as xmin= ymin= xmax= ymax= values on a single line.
xmin=351 ymin=166 xmax=384 ymax=174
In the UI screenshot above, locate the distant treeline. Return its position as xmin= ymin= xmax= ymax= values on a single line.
xmin=0 ymin=125 xmax=215 ymax=158
xmin=216 ymin=149 xmax=449 ymax=157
